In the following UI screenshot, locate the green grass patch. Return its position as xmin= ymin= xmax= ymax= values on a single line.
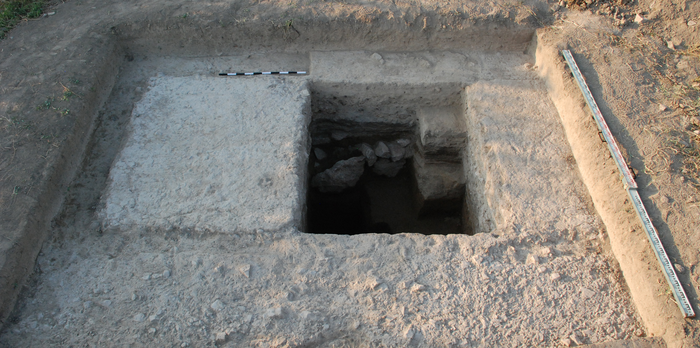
xmin=0 ymin=0 xmax=45 ymax=38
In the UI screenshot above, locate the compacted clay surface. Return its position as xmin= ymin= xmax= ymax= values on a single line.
xmin=2 ymin=0 xmax=700 ymax=346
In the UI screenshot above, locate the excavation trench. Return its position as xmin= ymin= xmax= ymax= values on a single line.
xmin=0 ymin=24 xmax=662 ymax=347
xmin=306 ymin=84 xmax=468 ymax=235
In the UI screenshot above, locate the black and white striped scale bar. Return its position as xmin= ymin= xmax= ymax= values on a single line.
xmin=219 ymin=71 xmax=307 ymax=76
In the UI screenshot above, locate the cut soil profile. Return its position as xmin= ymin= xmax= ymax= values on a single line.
xmin=0 ymin=0 xmax=700 ymax=347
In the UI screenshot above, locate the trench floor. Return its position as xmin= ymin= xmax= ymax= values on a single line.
xmin=0 ymin=51 xmax=647 ymax=347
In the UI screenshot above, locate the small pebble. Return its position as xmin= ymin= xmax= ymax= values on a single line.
xmin=526 ymin=254 xmax=539 ymax=265
xmin=580 ymin=287 xmax=595 ymax=299
xmin=370 ymin=52 xmax=384 ymax=64
xmin=550 ymin=272 xmax=561 ymax=281
xmin=163 ymin=270 xmax=171 ymax=278
xmin=658 ymin=104 xmax=667 ymax=112
xmin=396 ymin=139 xmax=411 ymax=147
xmin=266 ymin=307 xmax=283 ymax=319
xmin=689 ymin=20 xmax=697 ymax=26
xmin=674 ymin=263 xmax=685 ymax=273
xmin=331 ymin=131 xmax=348 ymax=141
xmin=387 ymin=142 xmax=406 ymax=162
xmin=215 ymin=332 xmax=227 ymax=344
xmin=211 ymin=300 xmax=224 ymax=312
xmin=359 ymin=143 xmax=377 ymax=166
xmin=133 ymin=313 xmax=146 ymax=322
xmin=239 ymin=264 xmax=251 ymax=278
xmin=374 ymin=142 xmax=391 ymax=158
xmin=313 ymin=148 xmax=327 ymax=160
xmin=83 ymin=301 xmax=93 ymax=309
xmin=148 ymin=328 xmax=156 ymax=334
xmin=102 ymin=300 xmax=112 ymax=307
xmin=410 ymin=283 xmax=426 ymax=292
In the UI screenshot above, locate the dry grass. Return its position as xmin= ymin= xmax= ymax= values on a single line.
xmin=599 ymin=30 xmax=700 ymax=187
xmin=0 ymin=0 xmax=45 ymax=38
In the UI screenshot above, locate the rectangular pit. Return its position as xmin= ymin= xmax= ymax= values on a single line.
xmin=306 ymin=84 xmax=469 ymax=235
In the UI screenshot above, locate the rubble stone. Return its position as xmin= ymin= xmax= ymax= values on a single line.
xmin=312 ymin=156 xmax=366 ymax=192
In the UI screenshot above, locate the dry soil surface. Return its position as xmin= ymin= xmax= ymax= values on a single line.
xmin=0 ymin=0 xmax=700 ymax=347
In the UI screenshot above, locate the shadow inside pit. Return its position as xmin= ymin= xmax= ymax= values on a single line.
xmin=306 ymin=162 xmax=464 ymax=235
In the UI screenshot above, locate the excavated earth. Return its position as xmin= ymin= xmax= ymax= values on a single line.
xmin=1 ymin=0 xmax=700 ymax=347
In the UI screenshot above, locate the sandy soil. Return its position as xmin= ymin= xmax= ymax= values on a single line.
xmin=0 ymin=0 xmax=700 ymax=346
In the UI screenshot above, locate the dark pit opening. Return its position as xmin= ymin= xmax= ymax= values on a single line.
xmin=307 ymin=157 xmax=465 ymax=235
xmin=305 ymin=84 xmax=471 ymax=235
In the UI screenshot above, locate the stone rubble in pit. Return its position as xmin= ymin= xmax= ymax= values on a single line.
xmin=313 ymin=147 xmax=327 ymax=160
xmin=310 ymin=156 xmax=366 ymax=192
xmin=387 ymin=142 xmax=406 ymax=162
xmin=359 ymin=143 xmax=377 ymax=166
xmin=310 ymin=138 xmax=415 ymax=193
xmin=374 ymin=141 xmax=391 ymax=159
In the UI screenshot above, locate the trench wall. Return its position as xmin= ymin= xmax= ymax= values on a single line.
xmin=535 ymin=33 xmax=694 ymax=347
xmin=0 ymin=18 xmax=537 ymax=326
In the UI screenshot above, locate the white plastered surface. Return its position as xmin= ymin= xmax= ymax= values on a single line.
xmin=100 ymin=76 xmax=310 ymax=232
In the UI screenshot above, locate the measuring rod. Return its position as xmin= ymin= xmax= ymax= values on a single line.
xmin=562 ymin=49 xmax=695 ymax=318
xmin=219 ymin=71 xmax=307 ymax=76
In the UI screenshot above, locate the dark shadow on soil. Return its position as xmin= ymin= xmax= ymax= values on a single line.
xmin=306 ymin=164 xmax=464 ymax=235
